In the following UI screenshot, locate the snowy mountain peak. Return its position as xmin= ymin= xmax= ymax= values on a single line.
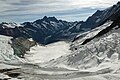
xmin=35 ymin=16 xmax=59 ymax=23
xmin=0 ymin=22 xmax=22 ymax=28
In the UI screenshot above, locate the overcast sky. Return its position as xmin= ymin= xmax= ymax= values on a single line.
xmin=0 ymin=0 xmax=119 ymax=23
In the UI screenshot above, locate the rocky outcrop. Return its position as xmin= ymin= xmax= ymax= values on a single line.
xmin=11 ymin=37 xmax=37 ymax=58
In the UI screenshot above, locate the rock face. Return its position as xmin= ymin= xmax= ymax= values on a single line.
xmin=11 ymin=37 xmax=37 ymax=58
xmin=0 ymin=35 xmax=36 ymax=62
xmin=72 ymin=2 xmax=120 ymax=31
xmin=22 ymin=16 xmax=78 ymax=44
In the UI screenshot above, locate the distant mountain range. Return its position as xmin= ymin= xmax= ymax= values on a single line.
xmin=0 ymin=2 xmax=120 ymax=45
xmin=0 ymin=16 xmax=83 ymax=44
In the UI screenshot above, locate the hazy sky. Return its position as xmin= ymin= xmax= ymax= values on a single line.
xmin=0 ymin=0 xmax=119 ymax=23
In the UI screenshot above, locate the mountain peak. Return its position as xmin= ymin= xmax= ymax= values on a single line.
xmin=43 ymin=16 xmax=48 ymax=20
xmin=117 ymin=1 xmax=120 ymax=5
xmin=42 ymin=16 xmax=58 ymax=22
xmin=35 ymin=16 xmax=59 ymax=24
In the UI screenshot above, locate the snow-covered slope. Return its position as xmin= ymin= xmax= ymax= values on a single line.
xmin=72 ymin=21 xmax=113 ymax=45
xmin=0 ymin=35 xmax=17 ymax=62
xmin=0 ymin=35 xmax=28 ymax=63
xmin=40 ymin=18 xmax=120 ymax=80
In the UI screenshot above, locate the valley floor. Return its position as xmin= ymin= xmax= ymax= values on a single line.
xmin=25 ymin=41 xmax=71 ymax=63
xmin=1 ymin=61 xmax=120 ymax=80
xmin=1 ymin=37 xmax=120 ymax=80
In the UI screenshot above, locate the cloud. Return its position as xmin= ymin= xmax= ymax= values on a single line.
xmin=0 ymin=0 xmax=119 ymax=22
